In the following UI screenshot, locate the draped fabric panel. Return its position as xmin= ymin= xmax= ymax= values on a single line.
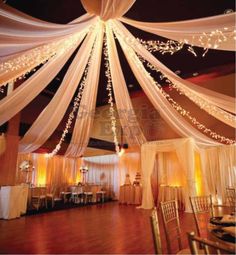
xmin=0 ymin=44 xmax=77 ymax=126
xmin=16 ymin=153 xmax=80 ymax=189
xmin=115 ymin=26 xmax=220 ymax=146
xmin=0 ymin=3 xmax=97 ymax=56
xmin=120 ymin=12 xmax=235 ymax=51
xmin=106 ymin=23 xmax=146 ymax=146
xmin=65 ymin=21 xmax=104 ymax=157
xmin=112 ymin=20 xmax=236 ymax=115
xmin=83 ymin=154 xmax=119 ymax=198
xmin=140 ymin=138 xmax=196 ymax=211
xmin=199 ymin=145 xmax=236 ymax=204
xmin=0 ymin=134 xmax=6 ymax=155
xmin=19 ymin=29 xmax=97 ymax=153
xmin=81 ymin=0 xmax=136 ymax=21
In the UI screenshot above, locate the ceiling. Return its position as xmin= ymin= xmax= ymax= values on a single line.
xmin=1 ymin=0 xmax=235 ymax=154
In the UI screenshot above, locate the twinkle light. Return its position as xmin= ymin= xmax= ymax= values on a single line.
xmin=0 ymin=28 xmax=91 ymax=87
xmin=144 ymin=62 xmax=236 ymax=127
xmin=111 ymin=23 xmax=235 ymax=128
xmin=103 ymin=34 xmax=120 ymax=154
xmin=49 ymin=38 xmax=96 ymax=157
xmin=137 ymin=39 xmax=184 ymax=55
xmin=113 ymin=27 xmax=235 ymax=144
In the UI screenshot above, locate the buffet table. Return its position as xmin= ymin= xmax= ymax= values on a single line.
xmin=158 ymin=185 xmax=185 ymax=210
xmin=119 ymin=185 xmax=142 ymax=205
xmin=0 ymin=185 xmax=28 ymax=219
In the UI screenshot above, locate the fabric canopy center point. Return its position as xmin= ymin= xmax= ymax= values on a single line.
xmin=81 ymin=0 xmax=136 ymax=21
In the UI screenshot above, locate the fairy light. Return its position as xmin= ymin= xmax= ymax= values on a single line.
xmin=49 ymin=34 xmax=96 ymax=157
xmin=135 ymin=55 xmax=236 ymax=144
xmin=111 ymin=22 xmax=236 ymax=130
xmin=137 ymin=39 xmax=184 ymax=55
xmin=103 ymin=34 xmax=120 ymax=154
xmin=113 ymin=26 xmax=235 ymax=144
xmin=144 ymin=61 xmax=236 ymax=127
xmin=0 ymin=28 xmax=91 ymax=87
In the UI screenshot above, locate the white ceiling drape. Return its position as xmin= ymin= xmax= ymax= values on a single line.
xmin=81 ymin=0 xmax=136 ymax=21
xmin=0 ymin=43 xmax=78 ymax=126
xmin=112 ymin=20 xmax=236 ymax=115
xmin=65 ymin=21 xmax=104 ymax=157
xmin=0 ymin=3 xmax=97 ymax=56
xmin=115 ymin=28 xmax=220 ymax=146
xmin=106 ymin=23 xmax=146 ymax=147
xmin=19 ymin=29 xmax=97 ymax=153
xmin=0 ymin=0 xmax=235 ymax=156
xmin=120 ymin=12 xmax=236 ymax=51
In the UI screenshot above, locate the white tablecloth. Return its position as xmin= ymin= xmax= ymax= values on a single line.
xmin=119 ymin=185 xmax=142 ymax=205
xmin=158 ymin=185 xmax=185 ymax=210
xmin=0 ymin=185 xmax=29 ymax=219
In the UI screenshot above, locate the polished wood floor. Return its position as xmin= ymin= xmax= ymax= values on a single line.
xmin=0 ymin=202 xmax=226 ymax=254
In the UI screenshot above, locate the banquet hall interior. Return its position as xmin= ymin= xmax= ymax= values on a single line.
xmin=0 ymin=0 xmax=235 ymax=254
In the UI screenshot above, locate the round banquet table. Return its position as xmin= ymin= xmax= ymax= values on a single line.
xmin=208 ymin=216 xmax=236 ymax=251
xmin=119 ymin=184 xmax=142 ymax=205
xmin=158 ymin=185 xmax=185 ymax=210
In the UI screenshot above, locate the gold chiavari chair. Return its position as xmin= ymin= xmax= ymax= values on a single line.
xmin=31 ymin=187 xmax=47 ymax=210
xmin=150 ymin=207 xmax=162 ymax=254
xmin=226 ymin=187 xmax=236 ymax=212
xmin=160 ymin=200 xmax=190 ymax=254
xmin=187 ymin=232 xmax=235 ymax=254
xmin=189 ymin=195 xmax=215 ymax=237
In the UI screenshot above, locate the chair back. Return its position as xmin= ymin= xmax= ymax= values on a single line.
xmin=160 ymin=200 xmax=182 ymax=254
xmin=187 ymin=232 xmax=235 ymax=254
xmin=150 ymin=207 xmax=162 ymax=254
xmin=226 ymin=187 xmax=236 ymax=212
xmin=31 ymin=187 xmax=46 ymax=197
xmin=189 ymin=195 xmax=214 ymax=237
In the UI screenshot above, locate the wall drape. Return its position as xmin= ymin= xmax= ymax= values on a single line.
xmin=199 ymin=145 xmax=236 ymax=204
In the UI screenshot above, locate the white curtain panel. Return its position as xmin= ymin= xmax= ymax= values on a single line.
xmin=19 ymin=29 xmax=97 ymax=153
xmin=84 ymin=154 xmax=119 ymax=198
xmin=112 ymin=20 xmax=236 ymax=115
xmin=65 ymin=21 xmax=104 ymax=157
xmin=0 ymin=43 xmax=77 ymax=126
xmin=199 ymin=145 xmax=236 ymax=204
xmin=140 ymin=138 xmax=196 ymax=211
xmin=120 ymin=12 xmax=235 ymax=51
xmin=105 ymin=23 xmax=146 ymax=147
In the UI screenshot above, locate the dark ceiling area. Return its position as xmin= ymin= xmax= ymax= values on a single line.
xmin=1 ymin=0 xmax=235 ymax=153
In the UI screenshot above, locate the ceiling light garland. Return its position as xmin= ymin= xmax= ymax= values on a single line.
xmin=111 ymin=23 xmax=236 ymax=129
xmin=103 ymin=35 xmax=120 ymax=154
xmin=113 ymin=27 xmax=235 ymax=144
xmin=137 ymin=39 xmax=184 ymax=55
xmin=137 ymin=38 xmax=199 ymax=57
xmin=132 ymin=53 xmax=235 ymax=144
xmin=144 ymin=61 xmax=236 ymax=127
xmin=48 ymin=38 xmax=95 ymax=157
xmin=0 ymin=30 xmax=89 ymax=87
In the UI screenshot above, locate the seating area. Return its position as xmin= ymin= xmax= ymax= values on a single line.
xmin=150 ymin=192 xmax=236 ymax=254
